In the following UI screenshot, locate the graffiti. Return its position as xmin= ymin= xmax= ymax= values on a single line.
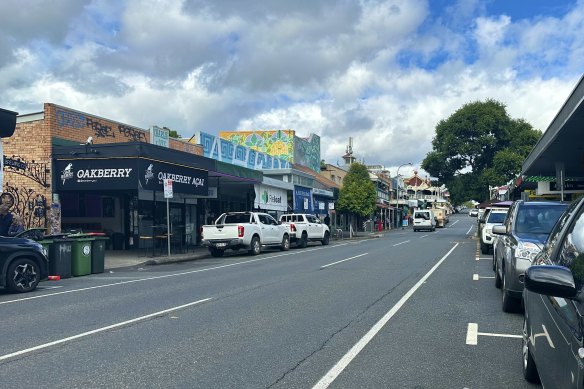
xmin=3 ymin=155 xmax=50 ymax=188
xmin=86 ymin=118 xmax=115 ymax=138
xmin=1 ymin=183 xmax=47 ymax=229
xmin=56 ymin=109 xmax=86 ymax=129
xmin=118 ymin=125 xmax=146 ymax=142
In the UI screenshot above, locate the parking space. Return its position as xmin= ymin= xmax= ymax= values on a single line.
xmin=464 ymin=238 xmax=539 ymax=387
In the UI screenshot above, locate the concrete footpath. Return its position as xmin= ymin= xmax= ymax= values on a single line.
xmin=103 ymin=230 xmax=393 ymax=271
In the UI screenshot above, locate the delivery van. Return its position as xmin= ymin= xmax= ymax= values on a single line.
xmin=413 ymin=210 xmax=436 ymax=232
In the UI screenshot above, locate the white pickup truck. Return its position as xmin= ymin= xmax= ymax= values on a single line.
xmin=201 ymin=212 xmax=290 ymax=257
xmin=279 ymin=213 xmax=330 ymax=247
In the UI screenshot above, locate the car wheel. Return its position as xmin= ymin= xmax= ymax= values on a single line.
xmin=209 ymin=248 xmax=224 ymax=257
xmin=321 ymin=231 xmax=330 ymax=246
xmin=522 ymin=317 xmax=540 ymax=383
xmin=495 ymin=261 xmax=502 ymax=289
xmin=281 ymin=234 xmax=290 ymax=251
xmin=249 ymin=236 xmax=261 ymax=256
xmin=502 ymin=270 xmax=519 ymax=313
xmin=6 ymin=257 xmax=41 ymax=293
xmin=299 ymin=232 xmax=308 ymax=248
xmin=480 ymin=241 xmax=488 ymax=254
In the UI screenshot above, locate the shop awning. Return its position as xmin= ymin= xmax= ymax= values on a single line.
xmin=211 ymin=160 xmax=262 ymax=183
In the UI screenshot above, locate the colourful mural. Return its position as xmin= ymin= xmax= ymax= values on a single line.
xmin=293 ymin=133 xmax=321 ymax=173
xmin=219 ymin=130 xmax=295 ymax=163
xmin=194 ymin=132 xmax=291 ymax=170
xmin=220 ymin=130 xmax=321 ymax=173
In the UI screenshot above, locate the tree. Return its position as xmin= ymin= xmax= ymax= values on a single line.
xmin=421 ymin=99 xmax=541 ymax=203
xmin=337 ymin=162 xmax=376 ymax=218
xmin=163 ymin=127 xmax=181 ymax=139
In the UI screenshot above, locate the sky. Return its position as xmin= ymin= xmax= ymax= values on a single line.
xmin=1 ymin=0 xmax=583 ymax=178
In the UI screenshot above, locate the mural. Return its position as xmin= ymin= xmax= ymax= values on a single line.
xmin=1 ymin=182 xmax=47 ymax=229
xmin=195 ymin=132 xmax=290 ymax=170
xmin=293 ymin=133 xmax=321 ymax=173
xmin=220 ymin=130 xmax=295 ymax=163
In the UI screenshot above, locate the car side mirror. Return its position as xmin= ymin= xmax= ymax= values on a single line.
xmin=525 ymin=265 xmax=577 ymax=299
xmin=492 ymin=225 xmax=506 ymax=235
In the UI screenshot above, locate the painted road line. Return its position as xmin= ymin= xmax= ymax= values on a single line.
xmin=321 ymin=253 xmax=368 ymax=269
xmin=473 ymin=274 xmax=495 ymax=280
xmin=313 ymin=243 xmax=460 ymax=389
xmin=466 ymin=225 xmax=473 ymax=235
xmin=420 ymin=234 xmax=430 ymax=238
xmin=466 ymin=323 xmax=521 ymax=345
xmin=466 ymin=323 xmax=478 ymax=345
xmin=449 ymin=220 xmax=459 ymax=227
xmin=0 ymin=244 xmax=350 ymax=306
xmin=393 ymin=240 xmax=410 ymax=247
xmin=0 ymin=298 xmax=212 ymax=362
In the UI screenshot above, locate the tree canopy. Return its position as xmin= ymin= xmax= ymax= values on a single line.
xmin=337 ymin=162 xmax=377 ymax=217
xmin=421 ymin=99 xmax=541 ymax=204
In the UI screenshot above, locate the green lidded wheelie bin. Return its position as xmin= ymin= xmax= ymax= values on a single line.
xmin=69 ymin=234 xmax=94 ymax=276
xmin=46 ymin=235 xmax=73 ymax=279
xmin=87 ymin=233 xmax=109 ymax=274
xmin=38 ymin=238 xmax=53 ymax=263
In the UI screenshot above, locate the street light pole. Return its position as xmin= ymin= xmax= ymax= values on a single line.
xmin=394 ymin=162 xmax=412 ymax=229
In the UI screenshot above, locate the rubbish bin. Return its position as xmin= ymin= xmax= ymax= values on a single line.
xmin=69 ymin=235 xmax=94 ymax=276
xmin=46 ymin=235 xmax=73 ymax=279
xmin=88 ymin=235 xmax=109 ymax=274
xmin=38 ymin=238 xmax=53 ymax=264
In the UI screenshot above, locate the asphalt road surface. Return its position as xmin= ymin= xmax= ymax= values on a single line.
xmin=0 ymin=214 xmax=539 ymax=388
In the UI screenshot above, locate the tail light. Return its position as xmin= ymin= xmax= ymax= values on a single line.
xmin=290 ymin=223 xmax=296 ymax=232
xmin=238 ymin=225 xmax=245 ymax=237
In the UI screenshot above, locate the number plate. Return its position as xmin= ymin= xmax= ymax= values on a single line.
xmin=216 ymin=242 xmax=227 ymax=247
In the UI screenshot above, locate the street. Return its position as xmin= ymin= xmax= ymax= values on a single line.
xmin=0 ymin=214 xmax=538 ymax=388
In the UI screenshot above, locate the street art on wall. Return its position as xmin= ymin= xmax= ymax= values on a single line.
xmin=219 ymin=130 xmax=295 ymax=163
xmin=293 ymin=133 xmax=321 ymax=173
xmin=194 ymin=132 xmax=290 ymax=170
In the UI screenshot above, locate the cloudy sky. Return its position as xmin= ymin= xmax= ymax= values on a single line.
xmin=1 ymin=0 xmax=582 ymax=177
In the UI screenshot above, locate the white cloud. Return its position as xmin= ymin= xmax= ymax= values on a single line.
xmin=0 ymin=0 xmax=581 ymax=183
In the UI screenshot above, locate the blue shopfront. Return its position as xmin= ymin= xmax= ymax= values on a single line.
xmin=312 ymin=188 xmax=333 ymax=218
xmin=293 ymin=186 xmax=313 ymax=213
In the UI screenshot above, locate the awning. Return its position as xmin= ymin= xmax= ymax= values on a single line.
xmin=212 ymin=160 xmax=262 ymax=183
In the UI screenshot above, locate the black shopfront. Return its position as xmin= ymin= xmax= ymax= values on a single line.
xmin=53 ymin=143 xmax=213 ymax=252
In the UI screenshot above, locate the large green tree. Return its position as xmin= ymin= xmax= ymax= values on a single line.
xmin=337 ymin=162 xmax=377 ymax=217
xmin=422 ymin=99 xmax=541 ymax=204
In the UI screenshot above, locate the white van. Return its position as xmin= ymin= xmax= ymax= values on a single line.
xmin=413 ymin=210 xmax=436 ymax=232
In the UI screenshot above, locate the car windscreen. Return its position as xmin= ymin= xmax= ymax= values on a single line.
xmin=487 ymin=212 xmax=507 ymax=224
xmin=515 ymin=205 xmax=568 ymax=234
xmin=414 ymin=212 xmax=430 ymax=220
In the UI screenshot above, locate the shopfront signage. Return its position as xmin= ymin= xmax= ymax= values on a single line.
xmin=56 ymin=159 xmax=138 ymax=191
xmin=150 ymin=126 xmax=169 ymax=148
xmin=294 ymin=186 xmax=313 ymax=213
xmin=139 ymin=160 xmax=208 ymax=196
xmin=254 ymin=184 xmax=287 ymax=211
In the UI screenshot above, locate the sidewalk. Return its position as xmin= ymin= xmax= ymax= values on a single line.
xmin=104 ymin=246 xmax=209 ymax=270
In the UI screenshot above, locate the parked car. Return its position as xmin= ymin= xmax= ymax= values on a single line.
xmin=522 ymin=196 xmax=584 ymax=386
xmin=469 ymin=209 xmax=479 ymax=217
xmin=493 ymin=200 xmax=568 ymax=312
xmin=413 ymin=210 xmax=436 ymax=232
xmin=480 ymin=208 xmax=508 ymax=254
xmin=279 ymin=213 xmax=330 ymax=247
xmin=201 ymin=212 xmax=290 ymax=257
xmin=0 ymin=236 xmax=49 ymax=293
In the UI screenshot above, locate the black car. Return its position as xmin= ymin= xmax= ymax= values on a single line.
xmin=522 ymin=196 xmax=584 ymax=386
xmin=0 ymin=236 xmax=49 ymax=293
xmin=493 ymin=200 xmax=568 ymax=312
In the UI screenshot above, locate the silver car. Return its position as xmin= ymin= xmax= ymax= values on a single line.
xmin=493 ymin=200 xmax=568 ymax=312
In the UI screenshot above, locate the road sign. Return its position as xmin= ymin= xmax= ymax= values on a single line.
xmin=163 ymin=179 xmax=173 ymax=198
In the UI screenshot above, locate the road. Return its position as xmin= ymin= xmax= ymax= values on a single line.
xmin=0 ymin=214 xmax=538 ymax=388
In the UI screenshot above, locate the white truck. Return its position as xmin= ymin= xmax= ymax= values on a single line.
xmin=201 ymin=212 xmax=290 ymax=257
xmin=279 ymin=213 xmax=330 ymax=247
